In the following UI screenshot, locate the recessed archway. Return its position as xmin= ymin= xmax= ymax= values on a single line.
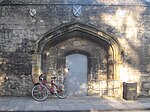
xmin=32 ymin=21 xmax=122 ymax=97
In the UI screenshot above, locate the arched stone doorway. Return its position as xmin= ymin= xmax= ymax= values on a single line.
xmin=32 ymin=22 xmax=122 ymax=97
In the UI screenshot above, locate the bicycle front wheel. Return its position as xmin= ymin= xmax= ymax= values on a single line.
xmin=31 ymin=84 xmax=49 ymax=101
xmin=55 ymin=83 xmax=68 ymax=99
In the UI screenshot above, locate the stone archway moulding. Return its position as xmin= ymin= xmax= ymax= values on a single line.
xmin=32 ymin=21 xmax=122 ymax=87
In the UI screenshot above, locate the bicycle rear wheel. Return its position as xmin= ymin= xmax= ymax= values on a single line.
xmin=55 ymin=83 xmax=68 ymax=99
xmin=31 ymin=84 xmax=49 ymax=101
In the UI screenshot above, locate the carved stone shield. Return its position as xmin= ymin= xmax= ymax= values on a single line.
xmin=73 ymin=5 xmax=82 ymax=17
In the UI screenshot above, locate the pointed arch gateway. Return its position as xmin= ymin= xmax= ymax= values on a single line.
xmin=32 ymin=22 xmax=122 ymax=97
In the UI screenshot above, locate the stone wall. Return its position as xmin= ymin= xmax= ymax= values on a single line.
xmin=0 ymin=0 xmax=150 ymax=97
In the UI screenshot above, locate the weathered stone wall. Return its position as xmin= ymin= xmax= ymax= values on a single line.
xmin=0 ymin=0 xmax=150 ymax=97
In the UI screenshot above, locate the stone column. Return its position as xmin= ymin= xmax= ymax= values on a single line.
xmin=32 ymin=53 xmax=42 ymax=84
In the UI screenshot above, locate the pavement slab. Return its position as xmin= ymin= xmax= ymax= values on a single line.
xmin=59 ymin=104 xmax=78 ymax=111
xmin=0 ymin=96 xmax=150 ymax=111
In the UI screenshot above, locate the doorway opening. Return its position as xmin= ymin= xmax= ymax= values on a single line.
xmin=66 ymin=53 xmax=88 ymax=96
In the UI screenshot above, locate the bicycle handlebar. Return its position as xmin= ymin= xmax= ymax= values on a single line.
xmin=39 ymin=68 xmax=70 ymax=81
xmin=39 ymin=74 xmax=57 ymax=81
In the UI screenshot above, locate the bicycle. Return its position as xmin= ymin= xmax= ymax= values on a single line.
xmin=31 ymin=74 xmax=68 ymax=101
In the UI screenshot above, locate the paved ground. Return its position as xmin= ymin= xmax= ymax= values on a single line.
xmin=0 ymin=96 xmax=150 ymax=112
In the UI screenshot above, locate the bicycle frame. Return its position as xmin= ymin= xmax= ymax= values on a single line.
xmin=39 ymin=78 xmax=60 ymax=94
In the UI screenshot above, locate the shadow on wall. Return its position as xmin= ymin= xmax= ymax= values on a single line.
xmin=73 ymin=0 xmax=150 ymax=97
xmin=97 ymin=0 xmax=149 ymax=97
